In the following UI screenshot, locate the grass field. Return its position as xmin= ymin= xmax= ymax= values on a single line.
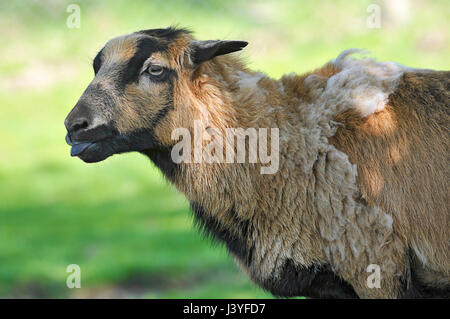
xmin=0 ymin=0 xmax=448 ymax=298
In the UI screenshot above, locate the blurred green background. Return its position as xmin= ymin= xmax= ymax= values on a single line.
xmin=0 ymin=0 xmax=448 ymax=298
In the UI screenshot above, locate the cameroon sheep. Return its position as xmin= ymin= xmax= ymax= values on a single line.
xmin=64 ymin=27 xmax=449 ymax=298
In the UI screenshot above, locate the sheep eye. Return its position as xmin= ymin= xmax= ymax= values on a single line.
xmin=147 ymin=65 xmax=164 ymax=76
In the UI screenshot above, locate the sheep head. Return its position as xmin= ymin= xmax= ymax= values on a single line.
xmin=64 ymin=27 xmax=247 ymax=163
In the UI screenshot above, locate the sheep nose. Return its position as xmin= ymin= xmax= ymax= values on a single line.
xmin=65 ymin=117 xmax=90 ymax=134
xmin=64 ymin=101 xmax=114 ymax=144
xmin=64 ymin=99 xmax=99 ymax=139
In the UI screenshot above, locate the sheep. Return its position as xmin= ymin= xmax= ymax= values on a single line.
xmin=64 ymin=27 xmax=449 ymax=298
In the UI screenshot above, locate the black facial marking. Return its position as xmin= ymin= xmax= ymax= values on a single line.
xmin=118 ymin=37 xmax=168 ymax=89
xmin=261 ymin=260 xmax=358 ymax=299
xmin=190 ymin=202 xmax=254 ymax=267
xmin=93 ymin=47 xmax=104 ymax=74
xmin=118 ymin=27 xmax=187 ymax=88
xmin=136 ymin=92 xmax=178 ymax=181
xmin=137 ymin=75 xmax=178 ymax=181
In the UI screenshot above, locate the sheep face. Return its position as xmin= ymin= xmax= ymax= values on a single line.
xmin=64 ymin=28 xmax=247 ymax=164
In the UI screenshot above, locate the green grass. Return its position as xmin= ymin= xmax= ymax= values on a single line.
xmin=0 ymin=0 xmax=448 ymax=298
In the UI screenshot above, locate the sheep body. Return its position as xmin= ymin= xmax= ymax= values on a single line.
xmin=65 ymin=29 xmax=450 ymax=298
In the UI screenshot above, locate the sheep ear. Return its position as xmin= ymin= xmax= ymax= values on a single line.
xmin=190 ymin=40 xmax=248 ymax=65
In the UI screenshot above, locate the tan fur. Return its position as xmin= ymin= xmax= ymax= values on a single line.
xmin=115 ymin=82 xmax=172 ymax=133
xmin=330 ymin=72 xmax=450 ymax=288
xmin=103 ymin=36 xmax=138 ymax=63
xmin=145 ymin=52 xmax=171 ymax=68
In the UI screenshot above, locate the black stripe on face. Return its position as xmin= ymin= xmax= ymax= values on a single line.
xmin=118 ymin=37 xmax=168 ymax=89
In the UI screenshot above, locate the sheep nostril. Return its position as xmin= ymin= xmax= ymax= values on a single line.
xmin=69 ymin=118 xmax=90 ymax=133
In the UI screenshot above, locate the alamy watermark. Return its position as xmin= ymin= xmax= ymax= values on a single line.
xmin=366 ymin=4 xmax=381 ymax=29
xmin=66 ymin=264 xmax=81 ymax=288
xmin=66 ymin=4 xmax=81 ymax=29
xmin=366 ymin=264 xmax=381 ymax=288
xmin=171 ymin=120 xmax=280 ymax=174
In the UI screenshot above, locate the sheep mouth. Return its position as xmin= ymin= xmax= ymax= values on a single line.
xmin=65 ymin=129 xmax=159 ymax=163
xmin=65 ymin=134 xmax=115 ymax=163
